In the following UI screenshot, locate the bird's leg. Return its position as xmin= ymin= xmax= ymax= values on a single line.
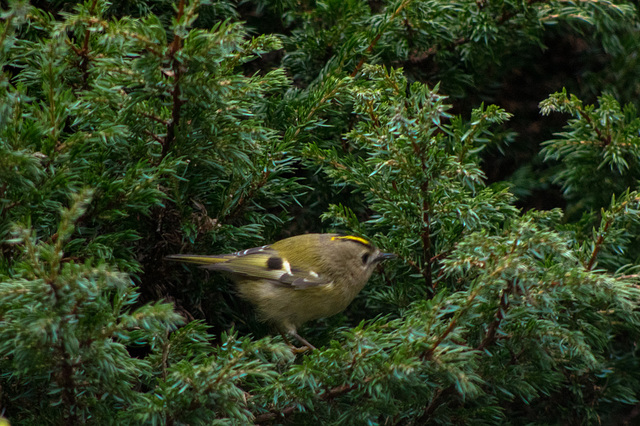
xmin=280 ymin=331 xmax=316 ymax=353
xmin=291 ymin=331 xmax=316 ymax=352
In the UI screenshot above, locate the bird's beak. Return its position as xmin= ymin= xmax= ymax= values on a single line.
xmin=375 ymin=252 xmax=396 ymax=262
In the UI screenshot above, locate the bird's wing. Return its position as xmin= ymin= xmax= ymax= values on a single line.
xmin=166 ymin=246 xmax=330 ymax=289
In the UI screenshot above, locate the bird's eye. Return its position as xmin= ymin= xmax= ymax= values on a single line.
xmin=361 ymin=253 xmax=370 ymax=264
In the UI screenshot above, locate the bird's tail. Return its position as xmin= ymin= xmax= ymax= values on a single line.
xmin=164 ymin=254 xmax=230 ymax=265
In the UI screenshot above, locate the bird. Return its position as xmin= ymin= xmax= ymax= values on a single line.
xmin=166 ymin=233 xmax=395 ymax=350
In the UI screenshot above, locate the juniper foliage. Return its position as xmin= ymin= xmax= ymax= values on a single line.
xmin=1 ymin=0 xmax=640 ymax=424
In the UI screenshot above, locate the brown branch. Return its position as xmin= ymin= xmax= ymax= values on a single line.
xmin=120 ymin=31 xmax=163 ymax=57
xmin=586 ymin=195 xmax=640 ymax=270
xmin=254 ymin=348 xmax=373 ymax=423
xmin=254 ymin=405 xmax=297 ymax=423
xmin=411 ymin=132 xmax=433 ymax=293
xmin=576 ymin=107 xmax=611 ymax=147
xmin=253 ymin=378 xmax=372 ymax=423
xmin=421 ymin=181 xmax=433 ymax=293
xmin=402 ymin=255 xmax=423 ymax=275
xmin=421 ymin=284 xmax=483 ymax=361
xmin=477 ymin=279 xmax=514 ymax=351
xmin=291 ymin=82 xmax=344 ymax=142
xmin=140 ymin=111 xmax=170 ymax=126
xmin=366 ymin=99 xmax=381 ymax=128
xmin=57 ymin=336 xmax=79 ymax=426
xmin=416 ymin=280 xmax=515 ymax=422
xmin=617 ymin=274 xmax=640 ymax=280
xmin=421 ymin=313 xmax=458 ymax=361
xmin=161 ymin=0 xmax=186 ymax=159
xmin=144 ymin=129 xmax=166 ymax=145
xmin=254 ymin=285 xmax=480 ymax=423
xmin=351 ymin=32 xmax=384 ymax=77
xmin=586 ymin=219 xmax=610 ymax=271
xmin=351 ymin=0 xmax=412 ymax=77
xmin=161 ymin=338 xmax=170 ymax=381
xmin=75 ymin=0 xmax=99 ymax=90
xmin=225 ymin=169 xmax=271 ymax=222
xmin=415 ymin=385 xmax=456 ymax=424
xmin=496 ymin=0 xmax=546 ymax=25
xmin=405 ymin=0 xmax=545 ymax=65
xmin=417 ymin=280 xmax=515 ymax=422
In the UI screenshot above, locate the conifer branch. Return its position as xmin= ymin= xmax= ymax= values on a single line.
xmin=0 ymin=9 xmax=15 ymax=48
xmin=585 ymin=195 xmax=640 ymax=270
xmin=79 ymin=0 xmax=98 ymax=89
xmin=162 ymin=0 xmax=186 ymax=159
xmin=575 ymin=106 xmax=611 ymax=147
xmin=291 ymin=82 xmax=344 ymax=142
xmin=405 ymin=0 xmax=545 ymax=65
xmin=586 ymin=219 xmax=610 ymax=271
xmin=422 ymin=288 xmax=481 ymax=360
xmin=477 ymin=279 xmax=514 ymax=351
xmin=140 ymin=111 xmax=170 ymax=126
xmin=253 ymin=377 xmax=374 ymax=423
xmin=416 ymin=386 xmax=454 ymax=424
xmin=57 ymin=337 xmax=79 ymax=426
xmin=225 ymin=169 xmax=271 ymax=221
xmin=351 ymin=0 xmax=413 ymax=77
xmin=414 ymin=137 xmax=433 ymax=292
xmin=2 ymin=1 xmax=640 ymax=424
xmin=421 ymin=181 xmax=433 ymax=292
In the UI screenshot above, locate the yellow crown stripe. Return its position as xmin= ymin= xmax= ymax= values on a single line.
xmin=332 ymin=235 xmax=371 ymax=246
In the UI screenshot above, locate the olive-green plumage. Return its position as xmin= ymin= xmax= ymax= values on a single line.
xmin=166 ymin=233 xmax=394 ymax=349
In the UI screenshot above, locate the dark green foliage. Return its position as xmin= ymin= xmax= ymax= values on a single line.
xmin=541 ymin=91 xmax=640 ymax=211
xmin=1 ymin=0 xmax=640 ymax=424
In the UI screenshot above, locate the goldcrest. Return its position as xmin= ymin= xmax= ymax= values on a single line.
xmin=166 ymin=233 xmax=395 ymax=349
